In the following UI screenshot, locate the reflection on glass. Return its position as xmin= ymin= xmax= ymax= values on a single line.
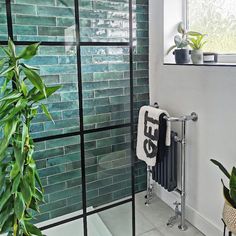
xmin=85 ymin=128 xmax=132 ymax=212
xmin=42 ymin=218 xmax=84 ymax=236
xmin=88 ymin=203 xmax=132 ymax=236
xmin=12 ymin=0 xmax=75 ymax=42
xmin=0 ymin=1 xmax=7 ymax=40
xmin=79 ymin=0 xmax=129 ymax=42
xmin=16 ymin=46 xmax=80 ymax=138
xmin=81 ymin=46 xmax=130 ymax=130
xmin=33 ymin=136 xmax=81 ymax=224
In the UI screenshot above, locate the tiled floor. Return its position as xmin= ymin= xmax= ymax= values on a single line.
xmin=99 ymin=192 xmax=205 ymax=236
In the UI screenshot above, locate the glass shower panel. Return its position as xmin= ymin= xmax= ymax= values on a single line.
xmin=81 ymin=46 xmax=130 ymax=130
xmin=33 ymin=136 xmax=82 ymax=225
xmin=16 ymin=45 xmax=80 ymax=139
xmin=85 ymin=127 xmax=132 ymax=212
xmin=42 ymin=218 xmax=84 ymax=236
xmin=88 ymin=202 xmax=132 ymax=236
xmin=11 ymin=0 xmax=75 ymax=42
xmin=0 ymin=0 xmax=7 ymax=40
xmin=79 ymin=0 xmax=129 ymax=42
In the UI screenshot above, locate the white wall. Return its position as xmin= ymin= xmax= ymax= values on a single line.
xmin=149 ymin=1 xmax=236 ymax=235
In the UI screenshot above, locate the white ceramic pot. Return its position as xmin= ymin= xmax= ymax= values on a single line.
xmin=191 ymin=50 xmax=203 ymax=64
xmin=223 ymin=201 xmax=236 ymax=234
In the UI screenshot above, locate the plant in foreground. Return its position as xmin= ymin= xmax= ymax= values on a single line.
xmin=0 ymin=38 xmax=61 ymax=236
xmin=211 ymin=159 xmax=236 ymax=208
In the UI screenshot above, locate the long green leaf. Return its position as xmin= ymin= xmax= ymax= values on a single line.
xmin=0 ymin=91 xmax=22 ymax=103
xmin=21 ymin=178 xmax=32 ymax=207
xmin=17 ymin=43 xmax=40 ymax=60
xmin=8 ymin=38 xmax=16 ymax=59
xmin=41 ymin=104 xmax=54 ymax=123
xmin=31 ymin=85 xmax=61 ymax=102
xmin=21 ymin=123 xmax=28 ymax=153
xmin=13 ymin=145 xmax=24 ymax=173
xmin=10 ymin=163 xmax=20 ymax=180
xmin=230 ymin=167 xmax=236 ymax=204
xmin=14 ymin=192 xmax=25 ymax=220
xmin=0 ymin=99 xmax=26 ymax=125
xmin=12 ymin=174 xmax=21 ymax=193
xmin=0 ymin=66 xmax=14 ymax=77
xmin=0 ymin=119 xmax=18 ymax=161
xmin=210 ymin=159 xmax=231 ymax=179
xmin=166 ymin=45 xmax=176 ymax=55
xmin=0 ymin=187 xmax=11 ymax=211
xmin=222 ymin=179 xmax=236 ymax=208
xmin=25 ymin=222 xmax=42 ymax=236
xmin=23 ymin=68 xmax=46 ymax=98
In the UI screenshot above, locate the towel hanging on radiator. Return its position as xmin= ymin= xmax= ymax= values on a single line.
xmin=136 ymin=106 xmax=171 ymax=167
xmin=152 ymin=131 xmax=178 ymax=192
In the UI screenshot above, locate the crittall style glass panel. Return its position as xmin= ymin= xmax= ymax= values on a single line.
xmin=43 ymin=218 xmax=84 ymax=236
xmin=81 ymin=46 xmax=130 ymax=130
xmin=79 ymin=0 xmax=129 ymax=42
xmin=133 ymin=1 xmax=149 ymax=193
xmin=33 ymin=136 xmax=82 ymax=223
xmin=11 ymin=0 xmax=75 ymax=42
xmin=18 ymin=46 xmax=80 ymax=139
xmin=0 ymin=0 xmax=7 ymax=40
xmin=88 ymin=202 xmax=132 ymax=236
xmin=188 ymin=0 xmax=236 ymax=53
xmin=85 ymin=128 xmax=132 ymax=212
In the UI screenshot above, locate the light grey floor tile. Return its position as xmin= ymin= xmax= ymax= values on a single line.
xmin=139 ymin=229 xmax=164 ymax=236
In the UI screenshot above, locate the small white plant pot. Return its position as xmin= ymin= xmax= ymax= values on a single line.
xmin=223 ymin=201 xmax=236 ymax=234
xmin=191 ymin=50 xmax=203 ymax=64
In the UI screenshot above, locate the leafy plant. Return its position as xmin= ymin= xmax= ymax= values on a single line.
xmin=0 ymin=38 xmax=61 ymax=236
xmin=167 ymin=22 xmax=201 ymax=54
xmin=211 ymin=159 xmax=236 ymax=209
xmin=188 ymin=32 xmax=207 ymax=50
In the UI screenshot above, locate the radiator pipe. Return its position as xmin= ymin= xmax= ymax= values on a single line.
xmin=178 ymin=120 xmax=188 ymax=231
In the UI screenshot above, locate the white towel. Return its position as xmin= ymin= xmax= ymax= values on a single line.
xmin=136 ymin=106 xmax=171 ymax=167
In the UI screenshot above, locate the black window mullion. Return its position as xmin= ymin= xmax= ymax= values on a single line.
xmin=129 ymin=0 xmax=135 ymax=236
xmin=5 ymin=0 xmax=13 ymax=39
xmin=73 ymin=0 xmax=88 ymax=235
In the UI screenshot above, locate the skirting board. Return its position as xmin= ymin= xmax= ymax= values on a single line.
xmin=154 ymin=184 xmax=222 ymax=236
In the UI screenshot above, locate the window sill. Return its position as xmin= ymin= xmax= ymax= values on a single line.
xmin=163 ymin=62 xmax=236 ymax=67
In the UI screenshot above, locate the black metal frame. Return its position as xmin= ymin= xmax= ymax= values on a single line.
xmin=4 ymin=0 xmax=136 ymax=235
xmin=222 ymin=219 xmax=232 ymax=236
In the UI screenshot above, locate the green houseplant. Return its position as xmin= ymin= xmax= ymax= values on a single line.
xmin=167 ymin=22 xmax=203 ymax=64
xmin=188 ymin=32 xmax=207 ymax=64
xmin=0 ymin=38 xmax=61 ymax=236
xmin=167 ymin=22 xmax=190 ymax=64
xmin=211 ymin=159 xmax=236 ymax=233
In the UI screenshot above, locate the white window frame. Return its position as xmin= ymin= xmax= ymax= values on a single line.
xmin=185 ymin=0 xmax=236 ymax=64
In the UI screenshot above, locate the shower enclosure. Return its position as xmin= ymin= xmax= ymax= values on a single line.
xmin=0 ymin=0 xmax=149 ymax=235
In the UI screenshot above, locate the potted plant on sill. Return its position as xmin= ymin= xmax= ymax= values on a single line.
xmin=188 ymin=32 xmax=207 ymax=64
xmin=0 ymin=38 xmax=61 ymax=236
xmin=211 ymin=159 xmax=236 ymax=234
xmin=167 ymin=22 xmax=190 ymax=64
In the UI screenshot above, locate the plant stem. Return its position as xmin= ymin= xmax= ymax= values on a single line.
xmin=13 ymin=217 xmax=18 ymax=236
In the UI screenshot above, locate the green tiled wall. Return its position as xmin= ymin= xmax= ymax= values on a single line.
xmin=1 ymin=0 xmax=149 ymax=223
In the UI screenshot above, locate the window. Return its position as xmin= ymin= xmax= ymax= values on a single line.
xmin=188 ymin=0 xmax=236 ymax=54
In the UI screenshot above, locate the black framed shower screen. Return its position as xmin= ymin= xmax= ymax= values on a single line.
xmin=0 ymin=0 xmax=149 ymax=235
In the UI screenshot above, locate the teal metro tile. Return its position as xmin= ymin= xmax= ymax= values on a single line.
xmin=37 ymin=6 xmax=74 ymax=17
xmin=48 ymin=169 xmax=81 ymax=184
xmin=40 ymin=199 xmax=67 ymax=213
xmin=11 ymin=4 xmax=36 ymax=14
xmin=15 ymin=15 xmax=56 ymax=26
xmin=50 ymin=203 xmax=82 ymax=219
xmin=46 ymin=136 xmax=80 ymax=149
xmin=15 ymin=0 xmax=55 ymax=5
xmin=49 ymin=186 xmax=81 ymax=202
